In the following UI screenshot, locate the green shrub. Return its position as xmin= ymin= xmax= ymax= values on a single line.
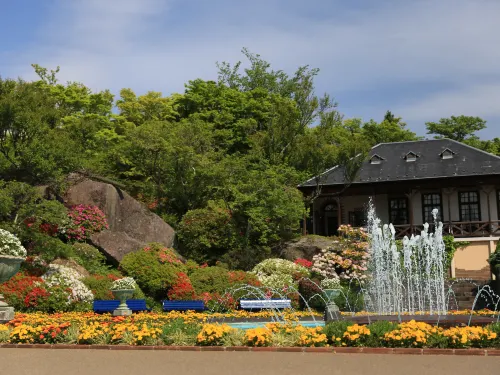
xmin=82 ymin=274 xmax=145 ymax=300
xmin=177 ymin=201 xmax=237 ymax=265
xmin=18 ymin=199 xmax=69 ymax=229
xmin=160 ymin=319 xmax=201 ymax=346
xmin=72 ymin=243 xmax=111 ymax=275
xmin=119 ymin=243 xmax=186 ymax=300
xmin=364 ymin=321 xmax=398 ymax=347
xmin=190 ymin=266 xmax=231 ymax=295
xmin=334 ymin=284 xmax=365 ymax=312
xmin=298 ymin=278 xmax=325 ymax=311
xmin=488 ymin=241 xmax=500 ymax=274
xmin=323 ymin=320 xmax=354 ymax=344
xmin=0 ymin=328 xmax=9 ymax=343
xmin=25 ymin=232 xmax=74 ymax=262
xmin=0 ymin=181 xmax=40 ymax=221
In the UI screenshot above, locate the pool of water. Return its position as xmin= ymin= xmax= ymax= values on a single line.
xmin=227 ymin=321 xmax=325 ymax=330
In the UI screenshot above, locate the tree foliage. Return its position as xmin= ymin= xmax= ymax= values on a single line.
xmin=425 ymin=115 xmax=487 ymax=142
xmin=1 ymin=50 xmax=497 ymax=269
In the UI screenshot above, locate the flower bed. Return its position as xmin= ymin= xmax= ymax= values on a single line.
xmin=1 ymin=312 xmax=500 ymax=349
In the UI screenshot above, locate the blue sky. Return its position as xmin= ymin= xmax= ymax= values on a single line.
xmin=1 ymin=0 xmax=499 ymax=139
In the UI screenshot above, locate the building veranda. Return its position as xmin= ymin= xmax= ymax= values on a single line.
xmin=298 ymin=139 xmax=500 ymax=279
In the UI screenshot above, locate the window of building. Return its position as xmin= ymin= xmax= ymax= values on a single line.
xmin=440 ymin=148 xmax=455 ymax=160
xmin=348 ymin=210 xmax=366 ymax=227
xmin=369 ymin=154 xmax=384 ymax=165
xmin=459 ymin=191 xmax=481 ymax=222
xmin=422 ymin=193 xmax=442 ymax=223
xmin=324 ymin=204 xmax=336 ymax=212
xmin=405 ymin=152 xmax=418 ymax=162
xmin=389 ymin=197 xmax=409 ymax=225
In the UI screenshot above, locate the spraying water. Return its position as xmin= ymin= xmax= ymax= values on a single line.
xmin=365 ymin=199 xmax=447 ymax=315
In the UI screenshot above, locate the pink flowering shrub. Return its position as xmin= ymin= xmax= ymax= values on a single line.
xmin=62 ymin=205 xmax=109 ymax=241
xmin=311 ymin=225 xmax=369 ymax=283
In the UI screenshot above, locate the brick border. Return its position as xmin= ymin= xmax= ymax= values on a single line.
xmin=1 ymin=344 xmax=500 ymax=355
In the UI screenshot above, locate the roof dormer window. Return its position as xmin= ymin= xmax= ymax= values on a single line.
xmin=440 ymin=148 xmax=455 ymax=160
xmin=369 ymin=154 xmax=384 ymax=165
xmin=404 ymin=151 xmax=418 ymax=162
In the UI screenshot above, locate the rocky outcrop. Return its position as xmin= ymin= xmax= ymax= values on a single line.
xmin=281 ymin=235 xmax=338 ymax=261
xmin=63 ymin=178 xmax=176 ymax=264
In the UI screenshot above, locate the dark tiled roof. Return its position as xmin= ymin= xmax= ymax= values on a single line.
xmin=300 ymin=139 xmax=500 ymax=187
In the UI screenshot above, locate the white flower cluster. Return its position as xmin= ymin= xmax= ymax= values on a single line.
xmin=320 ymin=278 xmax=341 ymax=290
xmin=42 ymin=264 xmax=94 ymax=303
xmin=110 ymin=277 xmax=137 ymax=290
xmin=256 ymin=273 xmax=295 ymax=291
xmin=0 ymin=229 xmax=27 ymax=258
xmin=251 ymin=258 xmax=310 ymax=289
xmin=311 ymin=249 xmax=340 ymax=279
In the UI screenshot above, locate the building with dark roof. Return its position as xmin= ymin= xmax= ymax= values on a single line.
xmin=298 ymin=139 xmax=500 ymax=279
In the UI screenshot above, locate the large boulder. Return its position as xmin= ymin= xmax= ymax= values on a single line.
xmin=281 ymin=235 xmax=338 ymax=261
xmin=63 ymin=178 xmax=176 ymax=263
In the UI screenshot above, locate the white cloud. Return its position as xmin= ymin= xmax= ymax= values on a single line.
xmin=1 ymin=0 xmax=499 ymax=136
xmin=395 ymin=83 xmax=500 ymax=121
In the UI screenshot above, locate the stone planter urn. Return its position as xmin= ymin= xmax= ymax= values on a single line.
xmin=111 ymin=289 xmax=135 ymax=316
xmin=323 ymin=289 xmax=341 ymax=324
xmin=0 ymin=255 xmax=24 ymax=322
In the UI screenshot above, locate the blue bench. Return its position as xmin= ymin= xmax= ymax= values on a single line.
xmin=93 ymin=299 xmax=150 ymax=314
xmin=240 ymin=299 xmax=292 ymax=310
xmin=162 ymin=300 xmax=205 ymax=311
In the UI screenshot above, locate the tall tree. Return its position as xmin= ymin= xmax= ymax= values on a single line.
xmin=425 ymin=115 xmax=487 ymax=141
xmin=362 ymin=112 xmax=420 ymax=145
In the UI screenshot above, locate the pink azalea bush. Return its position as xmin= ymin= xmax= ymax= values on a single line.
xmin=311 ymin=225 xmax=369 ymax=283
xmin=62 ymin=205 xmax=109 ymax=242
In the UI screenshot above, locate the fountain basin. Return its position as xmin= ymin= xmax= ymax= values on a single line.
xmin=209 ymin=314 xmax=498 ymax=328
xmin=228 ymin=321 xmax=324 ymax=330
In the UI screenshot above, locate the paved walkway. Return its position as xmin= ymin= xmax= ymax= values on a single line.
xmin=1 ymin=349 xmax=499 ymax=375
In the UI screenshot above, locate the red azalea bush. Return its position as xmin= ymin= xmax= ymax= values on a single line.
xmin=143 ymin=245 xmax=183 ymax=265
xmin=294 ymin=258 xmax=313 ymax=268
xmin=24 ymin=218 xmax=59 ymax=237
xmin=0 ymin=272 xmax=73 ymax=312
xmin=167 ymin=272 xmax=196 ymax=300
xmin=63 ymin=205 xmax=109 ymax=241
xmin=228 ymin=270 xmax=261 ymax=287
xmin=199 ymin=291 xmax=238 ymax=312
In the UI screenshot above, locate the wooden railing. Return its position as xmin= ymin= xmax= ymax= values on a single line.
xmin=392 ymin=221 xmax=500 ymax=238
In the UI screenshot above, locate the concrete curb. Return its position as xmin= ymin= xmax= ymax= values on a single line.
xmin=1 ymin=344 xmax=500 ymax=355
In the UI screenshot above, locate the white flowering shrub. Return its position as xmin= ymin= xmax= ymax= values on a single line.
xmin=320 ymin=278 xmax=341 ymax=290
xmin=312 ymin=225 xmax=369 ymax=282
xmin=42 ymin=264 xmax=94 ymax=303
xmin=0 ymin=229 xmax=27 ymax=258
xmin=251 ymin=258 xmax=310 ymax=290
xmin=110 ymin=277 xmax=137 ymax=290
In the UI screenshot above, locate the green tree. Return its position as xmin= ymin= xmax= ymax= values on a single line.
xmin=116 ymin=88 xmax=180 ymax=126
xmin=217 ymin=48 xmax=339 ymax=166
xmin=425 ymin=115 xmax=487 ymax=141
xmin=362 ymin=111 xmax=420 ymax=145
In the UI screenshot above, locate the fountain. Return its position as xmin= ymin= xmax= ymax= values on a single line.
xmin=205 ymin=199 xmax=499 ymax=328
xmin=365 ymin=201 xmax=446 ymax=315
